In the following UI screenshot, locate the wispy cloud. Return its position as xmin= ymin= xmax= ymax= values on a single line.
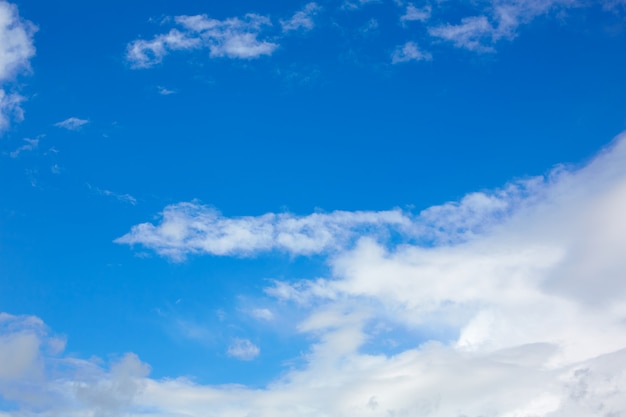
xmin=88 ymin=184 xmax=137 ymax=205
xmin=251 ymin=308 xmax=274 ymax=321
xmin=281 ymin=3 xmax=321 ymax=33
xmin=227 ymin=338 xmax=260 ymax=360
xmin=127 ymin=13 xmax=277 ymax=68
xmin=0 ymin=1 xmax=36 ymax=132
xmin=54 ymin=117 xmax=89 ymax=131
xmin=391 ymin=41 xmax=432 ymax=63
xmin=117 ymin=168 xmax=555 ymax=259
xmin=157 ymin=86 xmax=176 ymax=95
xmin=427 ymin=0 xmax=581 ymax=52
xmin=8 ymin=137 xmax=38 ymax=158
xmin=342 ymin=0 xmax=382 ymax=11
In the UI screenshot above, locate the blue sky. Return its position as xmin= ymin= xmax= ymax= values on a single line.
xmin=2 ymin=0 xmax=626 ymax=415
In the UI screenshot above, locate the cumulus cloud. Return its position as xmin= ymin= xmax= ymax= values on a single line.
xmin=112 ymin=132 xmax=626 ymax=416
xmin=391 ymin=41 xmax=432 ymax=63
xmin=126 ymin=13 xmax=277 ymax=68
xmin=400 ymin=3 xmax=431 ymax=24
xmin=0 ymin=1 xmax=36 ymax=132
xmin=227 ymin=338 xmax=260 ymax=360
xmin=281 ymin=3 xmax=321 ymax=32
xmin=6 ymin=136 xmax=626 ymax=417
xmin=6 ymin=134 xmax=626 ymax=416
xmin=115 ymin=204 xmax=411 ymax=260
xmin=54 ymin=117 xmax=89 ymax=131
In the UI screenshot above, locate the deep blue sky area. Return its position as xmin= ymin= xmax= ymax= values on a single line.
xmin=2 ymin=0 xmax=626 ymax=390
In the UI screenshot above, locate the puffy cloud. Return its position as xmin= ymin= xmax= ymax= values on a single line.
xmin=116 ymin=204 xmax=411 ymax=260
xmin=126 ymin=29 xmax=200 ymax=68
xmin=251 ymin=308 xmax=275 ymax=321
xmin=0 ymin=1 xmax=35 ymax=132
xmin=391 ymin=41 xmax=432 ymax=63
xmin=281 ymin=3 xmax=321 ymax=32
xmin=7 ymin=134 xmax=626 ymax=416
xmin=0 ymin=313 xmax=149 ymax=416
xmin=400 ymin=3 xmax=431 ymax=24
xmin=54 ymin=117 xmax=89 ymax=131
xmin=227 ymin=338 xmax=260 ymax=360
xmin=126 ymin=13 xmax=277 ymax=68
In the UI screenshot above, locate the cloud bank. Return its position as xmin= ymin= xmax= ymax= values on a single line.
xmin=5 ymin=133 xmax=626 ymax=416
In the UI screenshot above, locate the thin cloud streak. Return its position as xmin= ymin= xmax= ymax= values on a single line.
xmin=54 ymin=117 xmax=89 ymax=131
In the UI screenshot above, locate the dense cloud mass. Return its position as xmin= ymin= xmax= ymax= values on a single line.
xmin=3 ymin=133 xmax=626 ymax=416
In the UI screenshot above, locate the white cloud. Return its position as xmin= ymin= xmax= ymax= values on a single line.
xmin=0 ymin=1 xmax=36 ymax=132
xmin=391 ymin=41 xmax=432 ymax=63
xmin=227 ymin=338 xmax=260 ymax=360
xmin=400 ymin=3 xmax=431 ymax=24
xmin=428 ymin=0 xmax=580 ymax=52
xmin=0 ymin=1 xmax=35 ymax=81
xmin=116 ymin=204 xmax=411 ymax=260
xmin=2 ymin=312 xmax=626 ymax=416
xmin=126 ymin=29 xmax=201 ymax=68
xmin=8 ymin=137 xmax=38 ymax=158
xmin=7 ymin=134 xmax=626 ymax=416
xmin=156 ymin=85 xmax=176 ymax=95
xmin=281 ymin=3 xmax=321 ymax=32
xmin=0 ymin=88 xmax=24 ymax=131
xmin=88 ymin=184 xmax=137 ymax=205
xmin=127 ymin=13 xmax=277 ymax=68
xmin=54 ymin=117 xmax=89 ymax=131
xmin=428 ymin=15 xmax=498 ymax=52
xmin=342 ymin=0 xmax=382 ymax=11
xmin=251 ymin=308 xmax=274 ymax=321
